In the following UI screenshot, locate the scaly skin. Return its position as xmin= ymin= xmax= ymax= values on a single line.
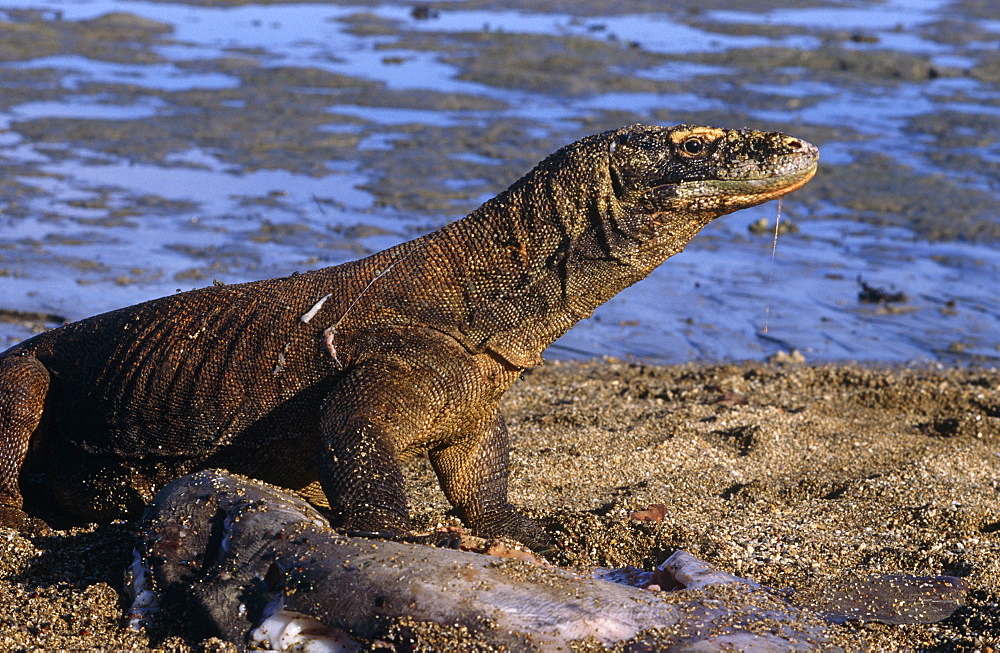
xmin=0 ymin=125 xmax=818 ymax=547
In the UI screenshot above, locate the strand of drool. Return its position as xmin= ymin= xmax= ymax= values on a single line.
xmin=762 ymin=198 xmax=782 ymax=334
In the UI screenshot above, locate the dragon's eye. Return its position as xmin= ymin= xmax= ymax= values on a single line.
xmin=681 ymin=137 xmax=705 ymax=156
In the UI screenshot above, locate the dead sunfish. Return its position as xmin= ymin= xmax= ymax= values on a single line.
xmin=129 ymin=470 xmax=832 ymax=651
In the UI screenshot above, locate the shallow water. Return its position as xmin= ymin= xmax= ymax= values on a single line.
xmin=0 ymin=0 xmax=997 ymax=363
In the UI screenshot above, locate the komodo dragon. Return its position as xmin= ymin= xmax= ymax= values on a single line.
xmin=0 ymin=124 xmax=818 ymax=547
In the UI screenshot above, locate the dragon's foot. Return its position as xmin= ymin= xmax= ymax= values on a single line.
xmin=0 ymin=504 xmax=50 ymax=534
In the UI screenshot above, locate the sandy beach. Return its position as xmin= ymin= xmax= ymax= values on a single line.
xmin=0 ymin=359 xmax=997 ymax=650
xmin=1 ymin=0 xmax=998 ymax=649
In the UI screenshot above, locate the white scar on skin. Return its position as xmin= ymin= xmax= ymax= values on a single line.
xmin=301 ymin=293 xmax=333 ymax=324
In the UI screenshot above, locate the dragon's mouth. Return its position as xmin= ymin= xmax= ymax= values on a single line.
xmin=708 ymin=161 xmax=819 ymax=197
xmin=670 ymin=160 xmax=819 ymax=204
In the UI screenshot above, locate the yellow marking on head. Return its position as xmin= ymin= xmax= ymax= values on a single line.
xmin=669 ymin=127 xmax=725 ymax=146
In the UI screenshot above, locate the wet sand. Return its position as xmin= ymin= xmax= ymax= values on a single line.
xmin=1 ymin=0 xmax=999 ymax=362
xmin=1 ymin=359 xmax=997 ymax=650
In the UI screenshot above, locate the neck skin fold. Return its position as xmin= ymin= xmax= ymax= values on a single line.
xmin=350 ymin=157 xmax=713 ymax=368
